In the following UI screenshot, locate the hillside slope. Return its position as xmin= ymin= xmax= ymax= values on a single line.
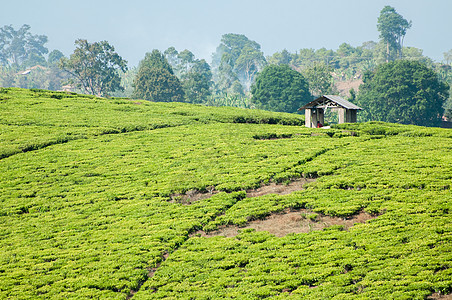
xmin=0 ymin=88 xmax=451 ymax=299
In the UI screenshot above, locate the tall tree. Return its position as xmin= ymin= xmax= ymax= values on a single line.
xmin=60 ymin=39 xmax=127 ymax=97
xmin=251 ymin=64 xmax=310 ymax=113
xmin=177 ymin=49 xmax=195 ymax=76
xmin=0 ymin=24 xmax=48 ymax=67
xmin=214 ymin=52 xmax=243 ymax=95
xmin=377 ymin=6 xmax=411 ymax=61
xmin=180 ymin=58 xmax=212 ymax=104
xmin=163 ymin=47 xmax=213 ymax=103
xmin=234 ymin=45 xmax=267 ymax=91
xmin=163 ymin=47 xmax=180 ymax=69
xmin=356 ymin=60 xmax=449 ymax=126
xmin=138 ymin=49 xmax=173 ymax=74
xmin=212 ymin=33 xmax=266 ymax=93
xmin=133 ymin=49 xmax=184 ymax=102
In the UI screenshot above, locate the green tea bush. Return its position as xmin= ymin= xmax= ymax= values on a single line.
xmin=1 ymin=88 xmax=451 ymax=299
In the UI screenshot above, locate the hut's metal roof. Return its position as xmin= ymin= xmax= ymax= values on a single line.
xmin=299 ymin=95 xmax=362 ymax=110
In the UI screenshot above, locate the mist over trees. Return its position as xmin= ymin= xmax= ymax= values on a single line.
xmin=0 ymin=24 xmax=70 ymax=90
xmin=163 ymin=47 xmax=213 ymax=104
xmin=1 ymin=5 xmax=452 ymax=126
xmin=211 ymin=34 xmax=267 ymax=94
xmin=0 ymin=24 xmax=48 ymax=67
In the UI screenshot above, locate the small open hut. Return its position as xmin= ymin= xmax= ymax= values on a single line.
xmin=299 ymin=95 xmax=362 ymax=128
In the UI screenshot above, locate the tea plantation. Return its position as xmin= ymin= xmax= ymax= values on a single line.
xmin=0 ymin=88 xmax=451 ymax=299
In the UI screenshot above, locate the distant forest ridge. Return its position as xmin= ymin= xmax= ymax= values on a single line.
xmin=0 ymin=5 xmax=451 ymax=125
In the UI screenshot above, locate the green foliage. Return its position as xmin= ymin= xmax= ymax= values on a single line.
xmin=356 ymin=60 xmax=449 ymax=126
xmin=212 ymin=33 xmax=267 ymax=93
xmin=60 ymin=39 xmax=127 ymax=97
xmin=181 ymin=71 xmax=211 ymax=103
xmin=133 ymin=67 xmax=184 ymax=102
xmin=47 ymin=49 xmax=65 ymax=66
xmin=133 ymin=50 xmax=184 ymax=102
xmin=266 ymin=49 xmax=293 ymax=66
xmin=0 ymin=65 xmax=69 ymax=91
xmin=377 ymin=6 xmax=412 ymax=61
xmin=1 ymin=88 xmax=451 ymax=299
xmin=0 ymin=24 xmax=48 ymax=67
xmin=302 ymin=62 xmax=334 ymax=97
xmin=444 ymin=97 xmax=452 ymax=119
xmin=137 ymin=49 xmax=174 ymax=75
xmin=163 ymin=47 xmax=213 ymax=103
xmin=251 ymin=64 xmax=311 ymax=113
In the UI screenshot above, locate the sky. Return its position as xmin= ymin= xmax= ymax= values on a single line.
xmin=2 ymin=0 xmax=452 ymax=67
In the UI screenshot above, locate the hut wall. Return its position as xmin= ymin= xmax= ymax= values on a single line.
xmin=305 ymin=108 xmax=312 ymax=127
xmin=338 ymin=108 xmax=346 ymax=123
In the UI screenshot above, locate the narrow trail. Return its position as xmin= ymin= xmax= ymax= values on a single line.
xmin=126 ymin=252 xmax=169 ymax=299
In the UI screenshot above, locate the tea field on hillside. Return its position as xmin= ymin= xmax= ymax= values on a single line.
xmin=0 ymin=88 xmax=451 ymax=299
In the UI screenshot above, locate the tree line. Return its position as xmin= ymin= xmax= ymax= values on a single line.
xmin=0 ymin=6 xmax=451 ymax=126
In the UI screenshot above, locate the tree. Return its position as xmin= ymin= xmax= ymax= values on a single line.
xmin=214 ymin=54 xmax=243 ymax=95
xmin=48 ymin=49 xmax=65 ymax=65
xmin=443 ymin=97 xmax=452 ymax=120
xmin=356 ymin=60 xmax=449 ymax=126
xmin=60 ymin=39 xmax=127 ymax=96
xmin=133 ymin=49 xmax=184 ymax=102
xmin=163 ymin=47 xmax=212 ymax=103
xmin=267 ymin=49 xmax=293 ymax=66
xmin=181 ymin=59 xmax=212 ymax=104
xmin=212 ymin=33 xmax=266 ymax=93
xmin=138 ymin=49 xmax=173 ymax=74
xmin=443 ymin=49 xmax=452 ymax=65
xmin=0 ymin=24 xmax=48 ymax=67
xmin=163 ymin=47 xmax=180 ymax=69
xmin=22 ymin=52 xmax=47 ymax=68
xmin=402 ymin=47 xmax=432 ymax=66
xmin=377 ymin=6 xmax=412 ymax=61
xmin=251 ymin=64 xmax=311 ymax=113
xmin=302 ymin=62 xmax=334 ymax=97
xmin=133 ymin=67 xmax=184 ymax=102
xmin=234 ymin=45 xmax=266 ymax=90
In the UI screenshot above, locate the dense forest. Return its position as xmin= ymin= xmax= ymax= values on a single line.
xmin=0 ymin=6 xmax=451 ymax=126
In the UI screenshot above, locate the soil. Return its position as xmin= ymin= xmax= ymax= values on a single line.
xmin=170 ymin=189 xmax=218 ymax=204
xmin=175 ymin=178 xmax=377 ymax=238
xmin=246 ymin=178 xmax=316 ymax=197
xmin=335 ymin=79 xmax=363 ymax=97
xmin=428 ymin=293 xmax=452 ymax=300
xmin=170 ymin=178 xmax=315 ymax=205
xmin=195 ymin=209 xmax=375 ymax=238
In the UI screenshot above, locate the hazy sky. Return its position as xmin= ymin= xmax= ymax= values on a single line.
xmin=2 ymin=0 xmax=451 ymax=66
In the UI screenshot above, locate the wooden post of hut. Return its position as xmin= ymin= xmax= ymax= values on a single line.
xmin=299 ymin=95 xmax=361 ymax=128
